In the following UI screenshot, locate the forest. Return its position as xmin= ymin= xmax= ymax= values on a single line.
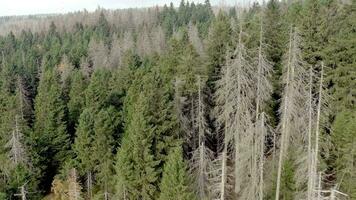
xmin=0 ymin=0 xmax=355 ymax=199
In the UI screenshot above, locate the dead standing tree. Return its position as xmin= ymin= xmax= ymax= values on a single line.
xmin=191 ymin=76 xmax=213 ymax=200
xmin=253 ymin=11 xmax=273 ymax=200
xmin=275 ymin=27 xmax=309 ymax=200
xmin=213 ymin=14 xmax=256 ymax=200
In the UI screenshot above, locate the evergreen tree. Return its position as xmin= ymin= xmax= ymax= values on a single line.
xmin=325 ymin=0 xmax=355 ymax=196
xmin=0 ymin=2 xmax=354 ymax=199
xmin=85 ymin=69 xmax=111 ymax=111
xmin=115 ymin=92 xmax=159 ymax=200
xmin=300 ymin=0 xmax=325 ymax=66
xmin=68 ymin=69 xmax=88 ymax=130
xmin=0 ymin=88 xmax=35 ymax=199
xmin=206 ymin=11 xmax=232 ymax=79
xmin=32 ymin=68 xmax=70 ymax=193
xmin=158 ymin=146 xmax=196 ymax=200
xmin=92 ymin=107 xmax=118 ymax=198
xmin=264 ymin=0 xmax=286 ymax=127
xmin=275 ymin=28 xmax=309 ymax=200
xmin=331 ymin=110 xmax=356 ymax=198
xmin=264 ymin=0 xmax=285 ymax=68
xmin=73 ymin=109 xmax=95 ymax=199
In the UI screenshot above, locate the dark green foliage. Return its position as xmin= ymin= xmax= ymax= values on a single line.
xmin=73 ymin=108 xmax=95 ymax=176
xmin=300 ymin=0 xmax=326 ymax=66
xmin=32 ymin=68 xmax=70 ymax=193
xmin=85 ymin=69 xmax=111 ymax=111
xmin=279 ymin=158 xmax=296 ymax=200
xmin=92 ymin=107 xmax=118 ymax=190
xmin=0 ymin=1 xmax=354 ymax=198
xmin=159 ymin=146 xmax=196 ymax=200
xmin=263 ymin=0 xmax=287 ymax=128
xmin=264 ymin=0 xmax=285 ymax=68
xmin=331 ymin=110 xmax=356 ymax=198
xmin=206 ymin=11 xmax=232 ymax=77
xmin=68 ymin=69 xmax=88 ymax=129
xmin=115 ymin=92 xmax=159 ymax=200
xmin=325 ymin=0 xmax=356 ymax=112
xmin=96 ymin=12 xmax=111 ymax=44
xmin=0 ymin=87 xmax=37 ymax=199
xmin=159 ymin=0 xmax=213 ymax=37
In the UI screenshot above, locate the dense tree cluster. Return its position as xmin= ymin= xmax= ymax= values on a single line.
xmin=0 ymin=0 xmax=354 ymax=199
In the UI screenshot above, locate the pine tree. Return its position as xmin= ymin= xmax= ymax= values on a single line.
xmin=326 ymin=0 xmax=356 ymax=197
xmin=206 ymin=11 xmax=232 ymax=79
xmin=68 ymin=69 xmax=88 ymax=129
xmin=32 ymin=68 xmax=70 ymax=192
xmin=159 ymin=146 xmax=196 ymax=200
xmin=115 ymin=92 xmax=159 ymax=200
xmin=0 ymin=95 xmax=34 ymax=199
xmin=73 ymin=109 xmax=95 ymax=199
xmin=300 ymin=0 xmax=325 ymax=66
xmin=92 ymin=107 xmax=118 ymax=198
xmin=331 ymin=110 xmax=356 ymax=198
xmin=264 ymin=0 xmax=285 ymax=68
xmin=85 ymin=69 xmax=111 ymax=111
xmin=264 ymin=0 xmax=286 ymax=128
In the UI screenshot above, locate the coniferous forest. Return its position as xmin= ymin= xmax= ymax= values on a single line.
xmin=0 ymin=0 xmax=355 ymax=199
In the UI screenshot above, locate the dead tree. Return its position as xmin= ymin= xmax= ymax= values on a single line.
xmin=253 ymin=12 xmax=273 ymax=200
xmin=108 ymin=34 xmax=122 ymax=69
xmin=14 ymin=184 xmax=27 ymax=200
xmin=275 ymin=28 xmax=308 ymax=200
xmin=191 ymin=76 xmax=213 ymax=199
xmin=88 ymin=38 xmax=109 ymax=69
xmin=6 ymin=116 xmax=27 ymax=166
xmin=213 ymin=15 xmax=255 ymax=199
xmin=188 ymin=22 xmax=205 ymax=57
xmin=67 ymin=168 xmax=83 ymax=200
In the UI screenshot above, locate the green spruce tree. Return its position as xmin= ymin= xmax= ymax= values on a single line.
xmin=159 ymin=146 xmax=196 ymax=200
xmin=92 ymin=107 xmax=119 ymax=198
xmin=32 ymin=68 xmax=70 ymax=192
xmin=115 ymin=92 xmax=159 ymax=200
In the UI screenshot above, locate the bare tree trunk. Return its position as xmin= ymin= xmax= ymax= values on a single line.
xmin=220 ymin=143 xmax=227 ymax=200
xmin=20 ymin=185 xmax=26 ymax=200
xmin=191 ymin=98 xmax=196 ymax=149
xmin=87 ymin=171 xmax=92 ymax=200
xmin=192 ymin=76 xmax=211 ymax=199
xmin=255 ymin=21 xmax=264 ymax=200
xmin=259 ymin=113 xmax=265 ymax=200
xmin=197 ymin=76 xmax=206 ymax=199
xmin=234 ymin=18 xmax=243 ymax=195
xmin=255 ymin=16 xmax=273 ymax=199
xmin=317 ymin=172 xmax=322 ymax=200
xmin=307 ymin=67 xmax=314 ymax=200
xmin=219 ymin=67 xmax=230 ymax=200
xmin=68 ymin=168 xmax=82 ymax=200
xmin=275 ymin=29 xmax=293 ymax=200
xmin=15 ymin=185 xmax=27 ymax=200
xmin=275 ymin=52 xmax=292 ymax=200
xmin=314 ymin=63 xmax=324 ymax=178
xmin=330 ymin=189 xmax=335 ymax=200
